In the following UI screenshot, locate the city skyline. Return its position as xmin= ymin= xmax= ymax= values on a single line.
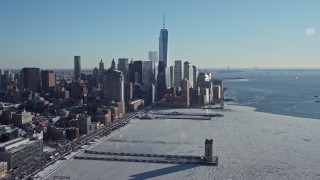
xmin=1 ymin=0 xmax=320 ymax=69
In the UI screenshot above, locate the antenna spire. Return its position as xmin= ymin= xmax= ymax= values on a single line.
xmin=163 ymin=13 xmax=165 ymax=29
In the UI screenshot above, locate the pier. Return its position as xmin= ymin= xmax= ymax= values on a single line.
xmin=74 ymin=139 xmax=218 ymax=166
xmin=152 ymin=112 xmax=223 ymax=120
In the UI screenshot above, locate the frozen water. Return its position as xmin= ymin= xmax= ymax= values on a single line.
xmin=47 ymin=105 xmax=320 ymax=179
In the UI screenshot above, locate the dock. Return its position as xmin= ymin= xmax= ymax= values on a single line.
xmin=75 ymin=150 xmax=218 ymax=166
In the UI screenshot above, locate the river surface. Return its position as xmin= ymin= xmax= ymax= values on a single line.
xmin=213 ymin=69 xmax=320 ymax=119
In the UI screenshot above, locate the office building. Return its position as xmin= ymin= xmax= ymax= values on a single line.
xmin=141 ymin=83 xmax=155 ymax=105
xmin=159 ymin=16 xmax=169 ymax=87
xmin=74 ymin=56 xmax=81 ymax=81
xmin=184 ymin=61 xmax=194 ymax=88
xmin=156 ymin=61 xmax=167 ymax=100
xmin=41 ymin=70 xmax=56 ymax=93
xmin=20 ymin=67 xmax=41 ymax=91
xmin=124 ymin=82 xmax=133 ymax=103
xmin=193 ymin=65 xmax=198 ymax=88
xmin=148 ymin=51 xmax=158 ymax=80
xmin=142 ymin=60 xmax=155 ymax=85
xmin=197 ymin=72 xmax=211 ymax=87
xmin=148 ymin=51 xmax=158 ymax=63
xmin=118 ymin=58 xmax=129 ymax=81
xmin=129 ymin=60 xmax=143 ymax=84
xmin=212 ymin=85 xmax=221 ymax=100
xmin=104 ymin=59 xmax=124 ymax=103
xmin=99 ymin=59 xmax=104 ymax=83
xmin=181 ymin=78 xmax=190 ymax=108
xmin=174 ymin=60 xmax=183 ymax=87
xmin=78 ymin=116 xmax=96 ymax=135
xmin=92 ymin=67 xmax=99 ymax=85
xmin=169 ymin=66 xmax=174 ymax=87
xmin=212 ymin=79 xmax=224 ymax=95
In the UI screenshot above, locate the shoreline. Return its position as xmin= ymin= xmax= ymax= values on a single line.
xmin=226 ymin=102 xmax=320 ymax=121
xmin=47 ymin=104 xmax=320 ymax=179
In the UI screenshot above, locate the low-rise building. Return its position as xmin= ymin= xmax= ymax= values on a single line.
xmin=128 ymin=99 xmax=144 ymax=112
xmin=0 ymin=137 xmax=43 ymax=169
xmin=66 ymin=128 xmax=79 ymax=140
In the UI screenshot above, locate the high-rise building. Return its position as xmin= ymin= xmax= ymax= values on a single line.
xmin=157 ymin=15 xmax=169 ymax=99
xmin=104 ymin=59 xmax=124 ymax=103
xmin=118 ymin=58 xmax=129 ymax=81
xmin=0 ymin=68 xmax=2 ymax=89
xmin=148 ymin=51 xmax=158 ymax=63
xmin=159 ymin=15 xmax=169 ymax=87
xmin=184 ymin=61 xmax=194 ymax=88
xmin=92 ymin=67 xmax=99 ymax=86
xmin=74 ymin=56 xmax=81 ymax=81
xmin=99 ymin=59 xmax=104 ymax=83
xmin=142 ymin=60 xmax=155 ymax=85
xmin=159 ymin=17 xmax=168 ymax=68
xmin=197 ymin=72 xmax=211 ymax=87
xmin=20 ymin=67 xmax=41 ymax=91
xmin=170 ymin=66 xmax=174 ymax=87
xmin=129 ymin=60 xmax=143 ymax=84
xmin=124 ymin=82 xmax=133 ymax=103
xmin=156 ymin=61 xmax=167 ymax=100
xmin=148 ymin=52 xmax=158 ymax=81
xmin=181 ymin=78 xmax=190 ymax=108
xmin=41 ymin=70 xmax=56 ymax=93
xmin=193 ymin=65 xmax=198 ymax=88
xmin=174 ymin=60 xmax=183 ymax=87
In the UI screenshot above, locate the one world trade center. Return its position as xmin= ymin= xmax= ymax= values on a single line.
xmin=157 ymin=15 xmax=169 ymax=100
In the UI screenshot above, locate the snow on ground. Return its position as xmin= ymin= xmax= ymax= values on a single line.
xmin=43 ymin=146 xmax=56 ymax=153
xmin=47 ymin=104 xmax=320 ymax=179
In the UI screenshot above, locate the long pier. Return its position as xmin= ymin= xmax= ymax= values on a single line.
xmin=74 ymin=150 xmax=218 ymax=166
xmin=84 ymin=150 xmax=202 ymax=159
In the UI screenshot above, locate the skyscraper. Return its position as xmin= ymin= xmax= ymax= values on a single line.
xmin=103 ymin=59 xmax=124 ymax=103
xmin=159 ymin=16 xmax=168 ymax=68
xmin=148 ymin=51 xmax=158 ymax=63
xmin=174 ymin=60 xmax=183 ymax=87
xmin=193 ymin=65 xmax=198 ymax=88
xmin=184 ymin=61 xmax=194 ymax=88
xmin=92 ymin=67 xmax=99 ymax=85
xmin=99 ymin=59 xmax=104 ymax=83
xmin=74 ymin=56 xmax=81 ymax=81
xmin=0 ymin=67 xmax=3 ymax=89
xmin=20 ymin=67 xmax=41 ymax=91
xmin=159 ymin=15 xmax=169 ymax=87
xmin=118 ymin=58 xmax=129 ymax=81
xmin=181 ymin=78 xmax=190 ymax=108
xmin=129 ymin=60 xmax=143 ymax=84
xmin=156 ymin=61 xmax=167 ymax=100
xmin=157 ymin=15 xmax=169 ymax=99
xmin=41 ymin=70 xmax=56 ymax=93
xmin=142 ymin=60 xmax=155 ymax=85
xmin=170 ymin=66 xmax=174 ymax=87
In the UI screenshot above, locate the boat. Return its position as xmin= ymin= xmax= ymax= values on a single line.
xmin=316 ymin=101 xmax=320 ymax=103
xmin=314 ymin=95 xmax=319 ymax=98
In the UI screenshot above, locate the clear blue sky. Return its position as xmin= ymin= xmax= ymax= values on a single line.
xmin=1 ymin=0 xmax=320 ymax=69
